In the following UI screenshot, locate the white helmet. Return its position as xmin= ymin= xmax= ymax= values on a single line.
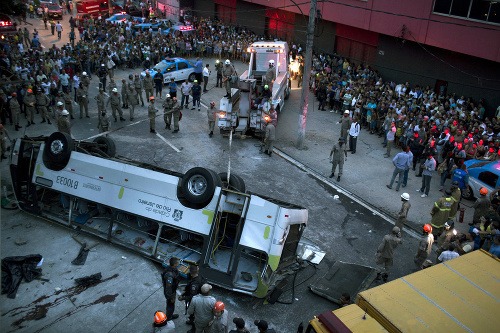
xmin=224 ymin=59 xmax=230 ymax=65
xmin=269 ymin=60 xmax=275 ymax=65
xmin=401 ymin=193 xmax=410 ymax=201
xmin=82 ymin=71 xmax=87 ymax=76
xmin=112 ymin=88 xmax=118 ymax=93
xmin=166 ymin=94 xmax=170 ymax=98
xmin=56 ymin=101 xmax=64 ymax=106
xmin=61 ymin=110 xmax=69 ymax=116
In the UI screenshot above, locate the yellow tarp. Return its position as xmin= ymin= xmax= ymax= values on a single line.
xmin=356 ymin=250 xmax=500 ymax=333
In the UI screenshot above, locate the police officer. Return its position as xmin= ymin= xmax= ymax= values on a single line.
xmin=191 ymin=80 xmax=201 ymax=111
xmin=179 ymin=264 xmax=205 ymax=330
xmin=430 ymin=189 xmax=453 ymax=238
xmin=264 ymin=59 xmax=276 ymax=92
xmin=57 ymin=110 xmax=71 ymax=135
xmin=121 ymin=79 xmax=129 ymax=109
xmin=222 ymin=59 xmax=235 ymax=98
xmin=161 ymin=257 xmax=180 ymax=321
xmin=63 ymin=90 xmax=74 ymax=119
xmin=148 ymin=96 xmax=158 ymax=133
xmin=77 ymin=83 xmax=89 ymax=119
xmin=329 ymin=137 xmax=347 ymax=181
xmin=263 ymin=117 xmax=275 ymax=156
xmin=207 ymin=101 xmax=216 ymax=137
xmin=36 ymin=88 xmax=51 ymax=124
xmin=162 ymin=94 xmax=173 ymax=130
xmin=134 ymin=74 xmax=145 ymax=106
xmin=414 ymin=224 xmax=434 ymax=269
xmin=143 ymin=71 xmax=154 ymax=100
xmin=396 ymin=193 xmax=411 ymax=231
xmin=215 ymin=59 xmax=223 ymax=88
xmin=154 ymin=71 xmax=164 ymax=99
xmin=107 ymin=88 xmax=124 ymax=122
xmin=9 ymin=93 xmax=22 ymax=131
xmin=24 ymin=88 xmax=36 ymax=127
xmin=171 ymin=96 xmax=181 ymax=133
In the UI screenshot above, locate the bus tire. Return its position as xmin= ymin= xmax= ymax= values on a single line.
xmin=42 ymin=132 xmax=74 ymax=171
xmin=181 ymin=167 xmax=220 ymax=205
xmin=219 ymin=172 xmax=246 ymax=193
xmin=93 ymin=136 xmax=116 ymax=157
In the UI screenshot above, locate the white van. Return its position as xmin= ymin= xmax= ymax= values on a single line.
xmin=9 ymin=132 xmax=308 ymax=297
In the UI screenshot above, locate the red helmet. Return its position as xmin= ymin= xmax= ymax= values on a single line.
xmin=214 ymin=301 xmax=225 ymax=312
xmin=423 ymin=224 xmax=432 ymax=234
xmin=154 ymin=311 xmax=167 ymax=325
xmin=479 ymin=187 xmax=488 ymax=196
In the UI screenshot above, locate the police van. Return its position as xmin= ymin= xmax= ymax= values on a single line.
xmin=9 ymin=132 xmax=308 ymax=297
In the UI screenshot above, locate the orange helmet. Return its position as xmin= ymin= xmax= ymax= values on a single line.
xmin=479 ymin=187 xmax=488 ymax=196
xmin=27 ymin=88 xmax=33 ymax=93
xmin=154 ymin=311 xmax=167 ymax=325
xmin=423 ymin=224 xmax=432 ymax=234
xmin=214 ymin=301 xmax=225 ymax=312
xmin=149 ymin=96 xmax=155 ymax=101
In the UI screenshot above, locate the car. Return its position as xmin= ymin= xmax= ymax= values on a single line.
xmin=46 ymin=3 xmax=63 ymax=19
xmin=462 ymin=159 xmax=500 ymax=199
xmin=105 ymin=13 xmax=143 ymax=24
xmin=141 ymin=58 xmax=196 ymax=84
xmin=161 ymin=22 xmax=195 ymax=36
xmin=0 ymin=14 xmax=17 ymax=40
xmin=132 ymin=19 xmax=171 ymax=32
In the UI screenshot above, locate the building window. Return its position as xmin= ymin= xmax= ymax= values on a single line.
xmin=433 ymin=0 xmax=500 ymax=24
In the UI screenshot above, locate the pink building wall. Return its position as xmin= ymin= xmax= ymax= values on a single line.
xmin=243 ymin=0 xmax=500 ymax=62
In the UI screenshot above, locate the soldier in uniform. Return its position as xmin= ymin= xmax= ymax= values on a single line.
xmin=54 ymin=101 xmax=65 ymax=122
xmin=396 ymin=193 xmax=411 ymax=231
xmin=263 ymin=117 xmax=275 ymax=156
xmin=162 ymin=94 xmax=173 ymax=130
xmin=414 ymin=224 xmax=434 ymax=270
xmin=207 ymin=101 xmax=216 ymax=137
xmin=148 ymin=96 xmax=158 ymax=133
xmin=63 ymin=90 xmax=74 ymax=119
xmin=97 ymin=110 xmax=110 ymax=134
xmin=24 ymin=88 xmax=36 ymax=127
xmin=81 ymin=71 xmax=90 ymax=89
xmin=263 ymin=59 xmax=276 ymax=92
xmin=107 ymin=88 xmax=124 ymax=122
xmin=9 ymin=93 xmax=22 ymax=131
xmin=77 ymin=83 xmax=89 ymax=119
xmin=143 ymin=71 xmax=154 ymax=100
xmin=329 ymin=137 xmax=347 ymax=182
xmin=171 ymin=96 xmax=181 ymax=133
xmin=179 ymin=264 xmax=205 ymax=331
xmin=121 ymin=78 xmax=129 ymax=109
xmin=430 ymin=189 xmax=453 ymax=238
xmin=127 ymin=79 xmax=138 ymax=121
xmin=57 ymin=110 xmax=71 ymax=135
xmin=134 ymin=74 xmax=145 ymax=106
xmin=222 ymin=59 xmax=235 ymax=98
xmin=36 ymin=88 xmax=51 ymax=124
xmin=0 ymin=124 xmax=11 ymax=160
xmin=215 ymin=59 xmax=223 ymax=88
xmin=107 ymin=78 xmax=117 ymax=95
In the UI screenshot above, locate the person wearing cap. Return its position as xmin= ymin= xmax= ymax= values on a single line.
xmin=254 ymin=319 xmax=276 ymax=333
xmin=387 ymin=146 xmax=411 ymax=192
xmin=121 ymin=78 xmax=129 ymax=110
xmin=35 ymin=88 xmax=51 ymax=124
xmin=375 ymin=226 xmax=402 ymax=282
xmin=222 ymin=59 xmax=236 ymax=98
xmin=57 ymin=110 xmax=72 ymax=136
xmin=144 ymin=71 xmax=154 ymax=100
xmin=0 ymin=124 xmax=11 ymax=160
xmin=9 ymin=93 xmax=22 ymax=131
xmin=215 ymin=59 xmax=223 ymax=88
xmin=148 ymin=96 xmax=158 ymax=133
xmin=162 ymin=94 xmax=174 ymax=130
xmin=414 ymin=224 xmax=434 ymax=270
xmin=203 ymin=64 xmax=211 ymax=92
xmin=430 ymin=190 xmax=453 ymax=237
xmin=191 ymin=80 xmax=202 ymax=111
xmin=81 ymin=72 xmax=90 ymax=88
xmin=161 ymin=257 xmax=180 ymax=322
xmin=472 ymin=187 xmax=491 ymax=225
xmin=207 ymin=101 xmax=217 ymax=137
xmin=329 ymin=137 xmax=347 ymax=181
xmin=62 ymin=89 xmax=74 ymax=120
xmin=187 ymin=283 xmax=216 ymax=333
xmin=150 ymin=310 xmax=175 ymax=332
xmin=396 ymin=193 xmax=411 ymax=231
xmin=24 ymin=88 xmax=36 ymax=127
xmin=264 ymin=59 xmax=276 ymax=92
xmin=337 ymin=110 xmax=351 ymax=142
xmin=76 ymin=83 xmax=89 ymax=119
xmin=53 ymin=100 xmax=65 ymax=122
xmin=229 ymin=318 xmax=249 ymax=333
xmin=107 ymin=88 xmax=125 ymax=122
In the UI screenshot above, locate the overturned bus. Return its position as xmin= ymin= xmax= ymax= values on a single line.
xmin=9 ymin=132 xmax=307 ymax=298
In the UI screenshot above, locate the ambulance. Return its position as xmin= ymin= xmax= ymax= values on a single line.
xmin=9 ymin=132 xmax=308 ymax=298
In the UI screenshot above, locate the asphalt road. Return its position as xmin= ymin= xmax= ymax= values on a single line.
xmin=0 ymin=15 xmax=473 ymax=333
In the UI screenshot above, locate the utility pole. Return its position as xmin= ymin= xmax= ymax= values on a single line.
xmin=296 ymin=0 xmax=317 ymax=149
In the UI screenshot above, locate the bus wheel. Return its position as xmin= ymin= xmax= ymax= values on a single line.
xmin=43 ymin=132 xmax=74 ymax=171
xmin=219 ymin=172 xmax=246 ymax=193
xmin=181 ymin=167 xmax=220 ymax=205
xmin=93 ymin=136 xmax=116 ymax=157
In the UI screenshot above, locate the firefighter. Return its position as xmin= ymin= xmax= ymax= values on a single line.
xmin=81 ymin=71 xmax=90 ymax=88
xmin=179 ymin=264 xmax=205 ymax=331
xmin=210 ymin=301 xmax=228 ymax=333
xmin=36 ymin=88 xmax=51 ymax=124
xmin=76 ymin=83 xmax=89 ymax=119
xmin=107 ymin=78 xmax=117 ymax=95
xmin=54 ymin=101 xmax=64 ymax=121
xmin=107 ymin=88 xmax=124 ymax=122
xmin=171 ymin=96 xmax=181 ymax=133
xmin=57 ymin=110 xmax=71 ymax=136
xmin=396 ymin=192 xmax=411 ymax=231
xmin=148 ymin=96 xmax=158 ymax=133
xmin=375 ymin=226 xmax=402 ymax=282
xmin=264 ymin=116 xmax=275 ymax=157
xmin=95 ymin=88 xmax=106 ymax=115
xmin=24 ymin=88 xmax=36 ymax=127
xmin=222 ymin=59 xmax=235 ymax=98
xmin=215 ymin=59 xmax=223 ymax=88
xmin=63 ymin=90 xmax=74 ymax=119
xmin=329 ymin=137 xmax=347 ymax=182
xmin=97 ymin=110 xmax=110 ymax=134
xmin=472 ymin=187 xmax=491 ymax=225
xmin=436 ymin=220 xmax=456 ymax=256
xmin=162 ymin=94 xmax=173 ymax=130
xmin=134 ymin=74 xmax=145 ymax=106
xmin=151 ymin=311 xmax=175 ymax=332
xmin=264 ymin=59 xmax=276 ymax=92
xmin=449 ymin=181 xmax=461 ymax=220
xmin=430 ymin=189 xmax=453 ymax=238
xmin=143 ymin=71 xmax=154 ymax=99
xmin=9 ymin=93 xmax=21 ymax=131
xmin=207 ymin=101 xmax=217 ymax=137
xmin=121 ymin=78 xmax=129 ymax=109
xmin=414 ymin=224 xmax=434 ymax=270
xmin=127 ymin=74 xmax=138 ymax=120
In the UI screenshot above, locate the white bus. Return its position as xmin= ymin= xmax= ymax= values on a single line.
xmin=9 ymin=132 xmax=308 ymax=297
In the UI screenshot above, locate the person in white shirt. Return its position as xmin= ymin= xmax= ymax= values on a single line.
xmin=202 ymin=64 xmax=210 ymax=92
xmin=437 ymin=243 xmax=460 ymax=262
xmin=348 ymin=117 xmax=360 ymax=154
xmin=73 ymin=73 xmax=80 ymax=102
